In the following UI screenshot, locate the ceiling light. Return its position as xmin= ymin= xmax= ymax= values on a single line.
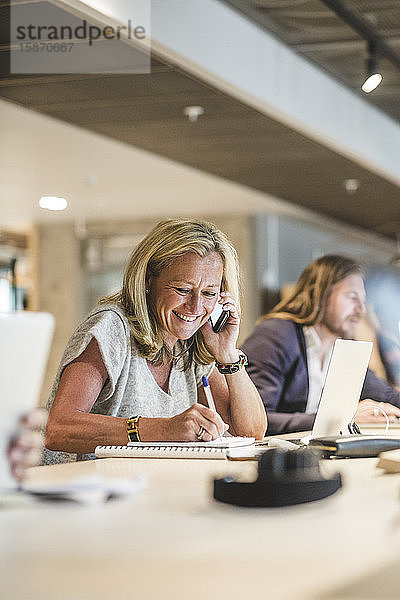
xmin=343 ymin=179 xmax=360 ymax=194
xmin=361 ymin=43 xmax=382 ymax=93
xmin=183 ymin=105 xmax=204 ymax=122
xmin=362 ymin=72 xmax=382 ymax=94
xmin=39 ymin=196 xmax=68 ymax=211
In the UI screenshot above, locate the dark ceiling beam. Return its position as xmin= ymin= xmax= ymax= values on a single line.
xmin=320 ymin=0 xmax=400 ymax=72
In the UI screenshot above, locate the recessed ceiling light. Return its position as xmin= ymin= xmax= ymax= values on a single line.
xmin=343 ymin=179 xmax=361 ymax=194
xmin=183 ymin=105 xmax=204 ymax=122
xmin=39 ymin=196 xmax=68 ymax=211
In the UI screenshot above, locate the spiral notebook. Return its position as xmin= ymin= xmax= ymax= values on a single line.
xmin=95 ymin=436 xmax=255 ymax=460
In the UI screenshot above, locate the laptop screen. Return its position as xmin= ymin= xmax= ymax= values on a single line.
xmin=0 ymin=311 xmax=54 ymax=490
xmin=311 ymin=338 xmax=373 ymax=439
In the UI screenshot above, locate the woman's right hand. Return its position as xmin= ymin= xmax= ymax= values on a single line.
xmin=7 ymin=408 xmax=47 ymax=481
xmin=166 ymin=404 xmax=228 ymax=442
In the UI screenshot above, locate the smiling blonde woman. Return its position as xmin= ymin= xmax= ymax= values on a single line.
xmin=44 ymin=219 xmax=266 ymax=464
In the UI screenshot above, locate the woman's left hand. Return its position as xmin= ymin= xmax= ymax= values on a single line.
xmin=200 ymin=292 xmax=241 ymax=364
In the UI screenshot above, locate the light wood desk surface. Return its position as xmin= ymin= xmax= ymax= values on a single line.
xmin=1 ymin=453 xmax=400 ymax=600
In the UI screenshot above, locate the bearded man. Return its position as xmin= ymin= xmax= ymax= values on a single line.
xmin=241 ymin=255 xmax=400 ymax=434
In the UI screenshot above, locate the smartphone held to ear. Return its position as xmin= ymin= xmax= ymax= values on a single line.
xmin=209 ymin=303 xmax=230 ymax=333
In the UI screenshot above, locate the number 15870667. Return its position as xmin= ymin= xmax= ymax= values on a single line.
xmin=19 ymin=42 xmax=74 ymax=53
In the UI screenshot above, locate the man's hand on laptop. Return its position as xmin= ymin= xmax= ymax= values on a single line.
xmin=7 ymin=409 xmax=47 ymax=482
xmin=355 ymin=399 xmax=400 ymax=424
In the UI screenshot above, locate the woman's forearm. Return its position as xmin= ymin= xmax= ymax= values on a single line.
xmin=45 ymin=411 xmax=185 ymax=453
xmin=225 ymin=370 xmax=267 ymax=439
xmin=45 ymin=411 xmax=130 ymax=454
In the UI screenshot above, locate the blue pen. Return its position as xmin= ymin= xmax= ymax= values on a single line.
xmin=202 ymin=375 xmax=223 ymax=441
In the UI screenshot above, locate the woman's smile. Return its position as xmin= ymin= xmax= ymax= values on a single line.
xmin=172 ymin=311 xmax=200 ymax=323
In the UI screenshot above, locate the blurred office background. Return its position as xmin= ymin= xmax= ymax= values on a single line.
xmin=1 ymin=0 xmax=400 ymax=401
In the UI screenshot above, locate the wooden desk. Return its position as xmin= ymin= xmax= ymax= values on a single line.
xmin=1 ymin=455 xmax=400 ymax=600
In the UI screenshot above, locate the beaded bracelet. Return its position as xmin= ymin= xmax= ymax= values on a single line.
xmin=215 ymin=351 xmax=248 ymax=375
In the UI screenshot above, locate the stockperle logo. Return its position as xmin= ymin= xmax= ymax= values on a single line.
xmin=10 ymin=0 xmax=151 ymax=74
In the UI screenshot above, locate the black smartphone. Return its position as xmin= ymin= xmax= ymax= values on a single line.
xmin=209 ymin=302 xmax=230 ymax=333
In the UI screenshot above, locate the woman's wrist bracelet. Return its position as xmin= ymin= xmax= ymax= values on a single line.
xmin=127 ymin=415 xmax=141 ymax=442
xmin=215 ymin=351 xmax=248 ymax=375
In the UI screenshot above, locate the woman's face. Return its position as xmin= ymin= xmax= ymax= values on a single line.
xmin=148 ymin=251 xmax=223 ymax=348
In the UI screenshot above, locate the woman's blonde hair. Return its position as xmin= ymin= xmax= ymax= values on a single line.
xmin=100 ymin=219 xmax=240 ymax=367
xmin=261 ymin=254 xmax=365 ymax=325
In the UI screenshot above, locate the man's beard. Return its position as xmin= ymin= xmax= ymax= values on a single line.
xmin=323 ymin=315 xmax=360 ymax=340
xmin=328 ymin=317 xmax=360 ymax=340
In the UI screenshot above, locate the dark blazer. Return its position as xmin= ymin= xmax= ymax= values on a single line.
xmin=241 ymin=318 xmax=400 ymax=435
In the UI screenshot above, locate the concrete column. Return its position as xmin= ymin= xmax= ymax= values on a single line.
xmin=35 ymin=221 xmax=83 ymax=405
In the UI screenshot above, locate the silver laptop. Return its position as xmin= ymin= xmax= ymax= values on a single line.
xmin=305 ymin=338 xmax=373 ymax=442
xmin=0 ymin=311 xmax=54 ymax=490
xmin=268 ymin=338 xmax=373 ymax=450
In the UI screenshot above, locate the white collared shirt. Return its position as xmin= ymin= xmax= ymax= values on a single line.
xmin=303 ymin=326 xmax=333 ymax=414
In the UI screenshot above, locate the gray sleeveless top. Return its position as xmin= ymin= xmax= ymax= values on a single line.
xmin=43 ymin=304 xmax=214 ymax=464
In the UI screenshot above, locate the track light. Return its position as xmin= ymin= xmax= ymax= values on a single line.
xmin=361 ymin=42 xmax=382 ymax=93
